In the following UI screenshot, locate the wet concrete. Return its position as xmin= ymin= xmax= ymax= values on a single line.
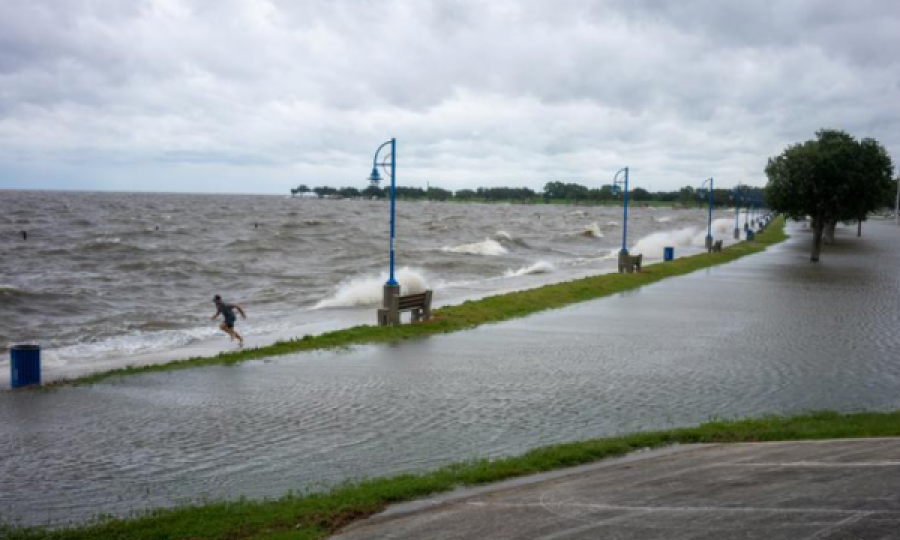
xmin=333 ymin=439 xmax=900 ymax=539
xmin=1 ymin=221 xmax=899 ymax=526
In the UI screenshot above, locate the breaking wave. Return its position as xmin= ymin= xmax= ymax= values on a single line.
xmin=504 ymin=261 xmax=555 ymax=277
xmin=315 ymin=267 xmax=430 ymax=308
xmin=581 ymin=222 xmax=604 ymax=238
xmin=442 ymin=238 xmax=508 ymax=256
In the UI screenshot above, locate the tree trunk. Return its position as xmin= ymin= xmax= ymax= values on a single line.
xmin=811 ymin=218 xmax=824 ymax=262
xmin=857 ymin=219 xmax=862 ymax=237
xmin=823 ymin=219 xmax=837 ymax=244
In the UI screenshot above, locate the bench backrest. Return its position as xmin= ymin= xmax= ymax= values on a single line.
xmin=397 ymin=292 xmax=430 ymax=310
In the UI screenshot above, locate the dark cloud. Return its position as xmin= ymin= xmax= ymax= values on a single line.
xmin=0 ymin=0 xmax=897 ymax=193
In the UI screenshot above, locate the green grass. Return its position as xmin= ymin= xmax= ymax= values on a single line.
xmin=46 ymin=217 xmax=786 ymax=387
xmin=3 ymin=409 xmax=897 ymax=540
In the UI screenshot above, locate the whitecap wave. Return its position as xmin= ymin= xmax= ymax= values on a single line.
xmin=442 ymin=238 xmax=508 ymax=256
xmin=581 ymin=222 xmax=604 ymax=238
xmin=504 ymin=261 xmax=555 ymax=277
xmin=315 ymin=267 xmax=429 ymax=308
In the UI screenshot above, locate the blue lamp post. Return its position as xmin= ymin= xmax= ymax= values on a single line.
xmin=751 ymin=195 xmax=758 ymax=228
xmin=730 ymin=185 xmax=742 ymax=239
xmin=699 ymin=177 xmax=714 ymax=249
xmin=743 ymin=193 xmax=751 ymax=233
xmin=610 ymin=167 xmax=630 ymax=258
xmin=367 ymin=138 xmax=399 ymax=314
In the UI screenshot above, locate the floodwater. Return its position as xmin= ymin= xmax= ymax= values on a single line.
xmin=1 ymin=220 xmax=899 ymax=527
xmin=1 ymin=190 xmax=739 ymax=381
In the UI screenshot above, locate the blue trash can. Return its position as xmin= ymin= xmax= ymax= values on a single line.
xmin=746 ymin=230 xmax=756 ymax=241
xmin=663 ymin=246 xmax=674 ymax=261
xmin=10 ymin=344 xmax=41 ymax=388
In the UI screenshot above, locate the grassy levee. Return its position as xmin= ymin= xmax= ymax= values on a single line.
xmin=54 ymin=217 xmax=787 ymax=387
xmin=3 ymin=410 xmax=899 ymax=540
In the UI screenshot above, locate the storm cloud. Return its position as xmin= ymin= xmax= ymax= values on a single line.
xmin=1 ymin=0 xmax=898 ymax=193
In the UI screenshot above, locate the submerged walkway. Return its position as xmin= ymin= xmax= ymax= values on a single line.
xmin=2 ymin=221 xmax=900 ymax=526
xmin=334 ymin=438 xmax=900 ymax=539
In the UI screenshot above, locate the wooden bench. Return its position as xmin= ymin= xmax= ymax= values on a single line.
xmin=708 ymin=239 xmax=723 ymax=253
xmin=617 ymin=253 xmax=643 ymax=273
xmin=377 ymin=290 xmax=433 ymax=326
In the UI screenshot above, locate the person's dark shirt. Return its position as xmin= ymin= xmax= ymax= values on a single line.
xmin=219 ymin=303 xmax=237 ymax=322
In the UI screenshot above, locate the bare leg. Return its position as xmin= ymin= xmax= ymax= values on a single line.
xmin=233 ymin=329 xmax=244 ymax=347
xmin=220 ymin=322 xmax=237 ymax=341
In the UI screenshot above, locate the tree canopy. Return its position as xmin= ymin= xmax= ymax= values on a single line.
xmin=765 ymin=129 xmax=894 ymax=261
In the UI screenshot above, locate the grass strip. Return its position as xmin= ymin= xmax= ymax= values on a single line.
xmin=50 ymin=217 xmax=787 ymax=387
xmin=2 ymin=409 xmax=898 ymax=540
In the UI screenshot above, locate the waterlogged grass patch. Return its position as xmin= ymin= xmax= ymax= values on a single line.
xmin=53 ymin=218 xmax=786 ymax=386
xmin=2 ymin=409 xmax=897 ymax=540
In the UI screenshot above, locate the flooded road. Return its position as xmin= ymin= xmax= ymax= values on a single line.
xmin=2 ymin=220 xmax=899 ymax=527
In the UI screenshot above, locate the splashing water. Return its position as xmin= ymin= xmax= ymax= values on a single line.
xmin=630 ymin=227 xmax=706 ymax=258
xmin=581 ymin=222 xmax=604 ymax=238
xmin=315 ymin=267 xmax=430 ymax=308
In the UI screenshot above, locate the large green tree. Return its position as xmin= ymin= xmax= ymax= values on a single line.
xmin=765 ymin=129 xmax=894 ymax=262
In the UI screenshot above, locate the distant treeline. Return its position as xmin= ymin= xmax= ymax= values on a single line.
xmin=290 ymin=182 xmax=766 ymax=206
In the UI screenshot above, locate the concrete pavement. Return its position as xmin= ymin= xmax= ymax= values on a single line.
xmin=333 ymin=438 xmax=900 ymax=539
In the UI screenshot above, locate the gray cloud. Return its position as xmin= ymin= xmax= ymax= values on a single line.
xmin=0 ymin=0 xmax=898 ymax=193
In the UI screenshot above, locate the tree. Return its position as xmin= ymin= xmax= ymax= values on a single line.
xmin=630 ymin=187 xmax=651 ymax=202
xmin=313 ymin=186 xmax=338 ymax=198
xmin=844 ymin=138 xmax=895 ymax=237
xmin=427 ymin=187 xmax=453 ymax=201
xmin=677 ymin=186 xmax=696 ymax=207
xmin=338 ymin=186 xmax=361 ymax=199
xmin=290 ymin=184 xmax=310 ymax=197
xmin=765 ymin=129 xmax=894 ymax=262
xmin=543 ymin=181 xmax=588 ymax=201
xmin=362 ymin=185 xmax=385 ymax=199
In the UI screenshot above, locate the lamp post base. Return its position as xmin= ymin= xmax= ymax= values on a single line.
xmin=617 ymin=249 xmax=631 ymax=273
xmin=733 ymin=228 xmax=740 ymax=239
xmin=705 ymin=236 xmax=713 ymax=249
xmin=378 ymin=283 xmax=401 ymax=327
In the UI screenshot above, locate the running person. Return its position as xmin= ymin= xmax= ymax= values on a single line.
xmin=211 ymin=295 xmax=247 ymax=346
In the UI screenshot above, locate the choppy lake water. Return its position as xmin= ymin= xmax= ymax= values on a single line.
xmin=1 ymin=190 xmax=738 ymax=377
xmin=1 ymin=220 xmax=898 ymax=527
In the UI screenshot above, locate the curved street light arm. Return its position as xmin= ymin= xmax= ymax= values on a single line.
xmin=699 ymin=177 xmax=714 ymax=242
xmin=611 ymin=167 xmax=630 ymax=254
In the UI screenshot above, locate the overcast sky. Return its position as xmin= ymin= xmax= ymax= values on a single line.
xmin=1 ymin=0 xmax=898 ymax=194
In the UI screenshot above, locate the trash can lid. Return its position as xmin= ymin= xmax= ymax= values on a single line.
xmin=11 ymin=344 xmax=40 ymax=351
